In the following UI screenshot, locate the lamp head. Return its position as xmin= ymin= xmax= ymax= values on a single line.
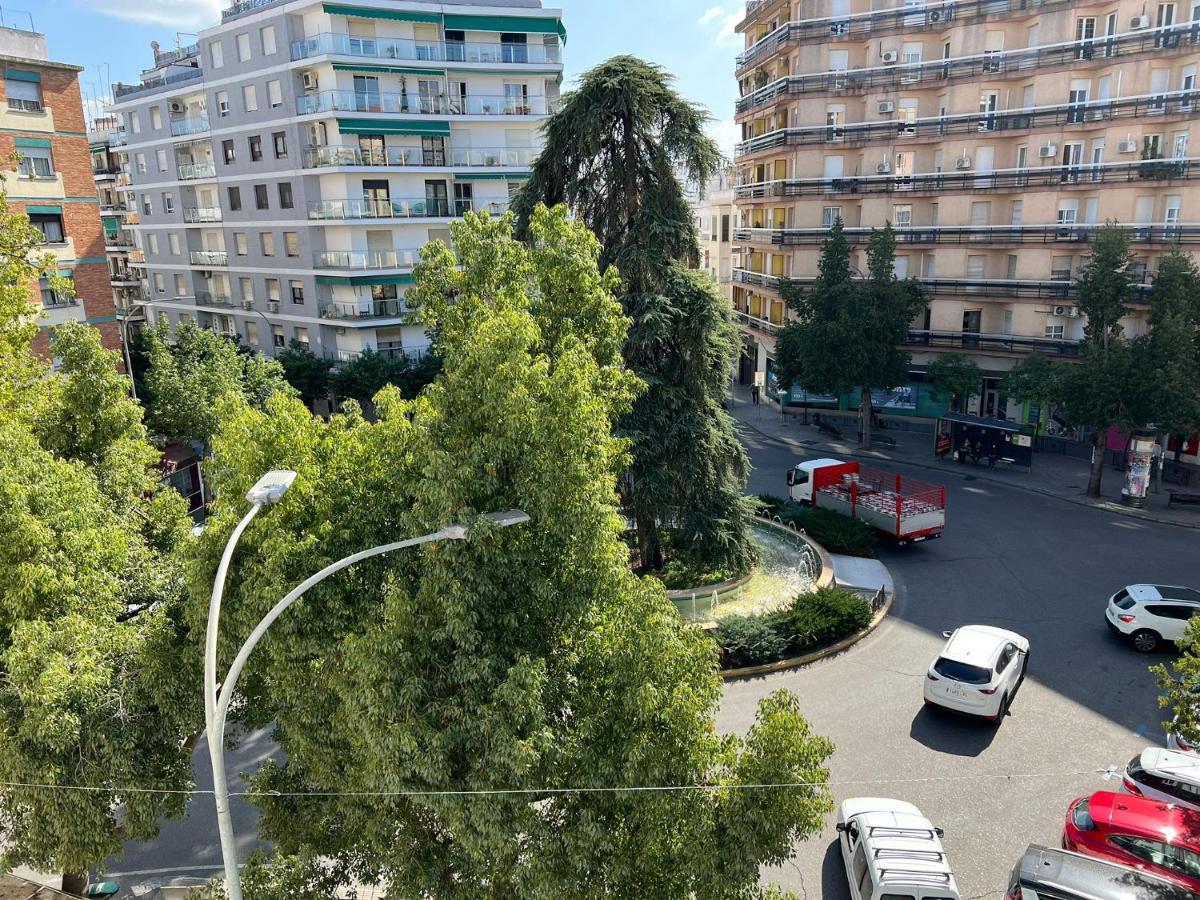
xmin=246 ymin=470 xmax=297 ymax=506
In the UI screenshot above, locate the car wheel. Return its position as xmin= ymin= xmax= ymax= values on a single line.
xmin=1132 ymin=629 xmax=1160 ymax=653
xmin=995 ymin=692 xmax=1010 ymax=722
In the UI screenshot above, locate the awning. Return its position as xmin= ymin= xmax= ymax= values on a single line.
xmin=939 ymin=412 xmax=1023 ymax=433
xmin=442 ymin=14 xmax=566 ymax=42
xmin=4 ymin=68 xmax=40 ymax=83
xmin=316 ymin=274 xmax=415 ymax=287
xmin=322 ymin=4 xmax=440 ymax=23
xmin=14 ymin=137 xmax=51 ymax=149
xmin=332 ymin=64 xmax=446 ymax=77
xmin=336 ymin=118 xmax=450 ymax=136
xmin=27 ymin=204 xmax=63 ymax=215
xmin=444 ymin=68 xmax=561 ymax=77
xmin=455 ymin=172 xmax=530 ymax=181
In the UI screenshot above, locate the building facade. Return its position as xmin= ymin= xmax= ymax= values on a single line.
xmin=88 ymin=115 xmax=143 ymax=343
xmin=0 ymin=25 xmax=118 ymax=356
xmin=732 ymin=0 xmax=1198 ymax=421
xmin=109 ymin=0 xmax=564 ymax=362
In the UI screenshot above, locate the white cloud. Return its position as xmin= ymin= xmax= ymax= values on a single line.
xmin=705 ymin=119 xmax=740 ymax=160
xmin=88 ymin=0 xmax=222 ymax=31
xmin=698 ymin=5 xmax=725 ymax=25
xmin=713 ymin=11 xmax=743 ymax=46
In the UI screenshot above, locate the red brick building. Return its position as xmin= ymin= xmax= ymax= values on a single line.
xmin=0 ymin=25 xmax=117 ymax=357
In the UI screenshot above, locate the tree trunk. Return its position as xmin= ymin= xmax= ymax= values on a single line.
xmin=1087 ymin=428 xmax=1106 ymax=498
xmin=62 ymin=871 xmax=88 ymax=897
xmin=859 ymin=388 xmax=874 ymax=450
xmin=636 ymin=513 xmax=662 ymax=574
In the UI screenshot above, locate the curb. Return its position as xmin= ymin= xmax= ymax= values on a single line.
xmin=718 ymin=583 xmax=894 ymax=681
xmin=736 ymin=417 xmax=1200 ymax=533
xmin=665 ymin=570 xmax=754 ymax=601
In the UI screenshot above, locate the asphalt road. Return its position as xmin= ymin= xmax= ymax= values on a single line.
xmin=724 ymin=424 xmax=1199 ymax=899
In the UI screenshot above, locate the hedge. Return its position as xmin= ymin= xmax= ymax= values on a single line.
xmin=714 ymin=587 xmax=873 ymax=669
xmin=756 ymin=494 xmax=878 ymax=558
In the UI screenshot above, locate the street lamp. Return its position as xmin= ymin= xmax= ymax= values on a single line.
xmin=204 ymin=471 xmax=528 ymax=900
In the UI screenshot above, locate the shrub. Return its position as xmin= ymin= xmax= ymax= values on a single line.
xmin=755 ymin=495 xmax=878 ymax=558
xmin=714 ymin=614 xmax=787 ymax=669
xmin=777 ymin=587 xmax=872 ymax=655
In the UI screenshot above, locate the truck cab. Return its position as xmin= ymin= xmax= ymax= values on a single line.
xmin=787 ymin=458 xmax=853 ymax=505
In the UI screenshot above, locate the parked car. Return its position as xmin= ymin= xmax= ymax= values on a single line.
xmin=836 ymin=797 xmax=959 ymax=900
xmin=1062 ymin=790 xmax=1200 ymax=893
xmin=1006 ymin=843 xmax=1193 ymax=900
xmin=1123 ymin=747 xmax=1200 ymax=810
xmin=923 ymin=625 xmax=1029 ymax=721
xmin=1105 ymin=584 xmax=1200 ymax=652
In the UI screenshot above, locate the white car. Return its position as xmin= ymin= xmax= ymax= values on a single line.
xmin=1106 ymin=584 xmax=1200 ymax=652
xmin=1123 ymin=747 xmax=1200 ymax=810
xmin=923 ymin=625 xmax=1029 ymax=721
xmin=836 ymin=797 xmax=959 ymax=900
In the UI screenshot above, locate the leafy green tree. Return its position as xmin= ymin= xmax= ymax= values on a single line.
xmin=1137 ymin=248 xmax=1200 ymax=445
xmin=142 ymin=319 xmax=293 ymax=445
xmin=776 ymin=222 xmax=926 ymax=449
xmin=1154 ymin=618 xmax=1200 ymax=747
xmin=276 ymin=340 xmax=333 ymax=409
xmin=329 ymin=347 xmax=440 ymax=412
xmin=1001 ymin=354 xmax=1069 ymax=437
xmin=190 ymin=208 xmax=833 ymax=898
xmin=513 ymin=55 xmax=752 ymax=574
xmin=925 ymin=354 xmax=981 ymax=413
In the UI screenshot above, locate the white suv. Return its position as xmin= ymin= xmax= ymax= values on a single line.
xmin=1105 ymin=584 xmax=1200 ymax=652
xmin=923 ymin=625 xmax=1029 ymax=721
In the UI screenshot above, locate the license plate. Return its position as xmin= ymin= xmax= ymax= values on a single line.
xmin=947 ymin=684 xmax=967 ymax=698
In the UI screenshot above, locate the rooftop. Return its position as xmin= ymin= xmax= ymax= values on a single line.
xmin=221 ymin=0 xmax=548 ymax=24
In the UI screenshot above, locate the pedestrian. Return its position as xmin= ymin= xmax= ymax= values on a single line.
xmin=751 ymin=384 xmax=760 ymax=405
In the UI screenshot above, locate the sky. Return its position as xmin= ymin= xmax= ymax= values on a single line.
xmin=33 ymin=0 xmax=745 ymax=155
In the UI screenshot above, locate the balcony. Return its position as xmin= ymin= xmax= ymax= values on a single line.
xmin=302 ymin=145 xmax=538 ymax=169
xmin=92 ymin=165 xmax=120 ymax=179
xmin=190 ymin=250 xmax=228 ymax=266
xmin=775 ymin=274 xmax=1154 ymax=304
xmin=108 ymin=269 xmax=140 ymax=286
xmin=738 ymin=90 xmax=1200 ymax=157
xmin=291 ymin=32 xmax=562 ymax=65
xmin=320 ymin=298 xmax=411 ymax=320
xmin=314 ymin=249 xmax=420 ymax=270
xmin=297 ymin=89 xmax=558 ymax=118
xmin=735 ymin=310 xmax=782 ymax=334
xmin=326 ymin=343 xmax=428 ymax=363
xmin=904 ymin=329 xmax=1080 ymax=356
xmin=178 ymin=162 xmax=217 ymax=181
xmin=113 ymin=68 xmax=203 ymax=101
xmin=104 ymin=234 xmax=136 ymax=249
xmin=170 ymin=115 xmax=210 ymax=137
xmin=735 ymin=158 xmax=1200 ymax=200
xmin=99 ymin=201 xmax=128 ymax=214
xmin=734 ymin=223 xmax=1200 ymax=247
xmin=183 ymin=207 xmax=223 ymax=223
xmin=307 ymin=197 xmax=509 ymax=221
xmin=736 ymin=23 xmax=1199 ymax=113
xmin=196 ymin=291 xmax=235 ymax=308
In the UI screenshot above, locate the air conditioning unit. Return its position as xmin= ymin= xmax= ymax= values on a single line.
xmin=301 ymin=71 xmax=319 ymax=92
xmin=955 ymin=156 xmax=972 ymax=169
xmin=335 ymin=326 xmax=347 ymax=335
xmin=876 ymin=161 xmax=892 ymax=173
xmin=1118 ymin=139 xmax=1138 ymax=153
xmin=1053 ymin=305 xmax=1082 ymax=317
xmin=1131 ymin=14 xmax=1151 ymax=27
xmin=240 ymin=300 xmax=253 ymax=310
xmin=881 ymin=50 xmax=899 ymax=63
xmin=268 ymin=301 xmax=280 ymax=313
xmin=928 ymin=8 xmax=946 ymax=23
xmin=877 ymin=100 xmax=895 ymax=113
xmin=168 ymin=100 xmax=184 ymax=114
xmin=1038 ymin=143 xmax=1058 ymax=158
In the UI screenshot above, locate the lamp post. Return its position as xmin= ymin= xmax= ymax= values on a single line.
xmin=205 ymin=470 xmax=528 ymax=900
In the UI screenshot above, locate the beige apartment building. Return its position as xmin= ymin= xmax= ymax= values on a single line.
xmin=732 ymin=0 xmax=1200 ymax=421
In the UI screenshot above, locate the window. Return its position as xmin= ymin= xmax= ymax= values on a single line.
xmin=260 ymin=25 xmax=277 ymax=55
xmin=1011 ymin=200 xmax=1023 ymax=226
xmin=149 ymin=106 xmax=162 ymax=129
xmin=271 ymin=325 xmax=285 ymax=348
xmin=162 ymin=192 xmax=174 ymax=213
xmin=278 ymin=182 xmax=293 ymax=209
xmin=29 ymin=213 xmax=64 ymax=243
xmin=284 ymin=232 xmax=299 ymax=257
xmin=421 ymin=135 xmax=446 ymax=165
xmin=1045 ymin=323 xmax=1065 ymax=339
xmin=1006 ymin=255 xmax=1018 ymax=279
xmin=266 ymin=278 xmax=280 ymax=302
xmin=246 ymin=320 xmax=259 ymax=346
xmin=995 ymin=643 xmax=1017 ymax=674
xmin=254 ymin=184 xmax=269 ymax=209
xmin=249 ymin=135 xmax=263 ymax=161
xmin=272 ymin=131 xmax=287 ymax=158
xmin=260 ymin=232 xmax=275 ymax=256
xmin=210 ymin=41 xmax=224 ymax=68
xmin=156 ymin=148 xmax=168 ymax=172
xmin=267 ymin=79 xmax=282 ymax=108
xmin=174 ymin=274 xmax=186 ymax=296
xmin=236 ymin=32 xmax=251 ymax=62
xmin=5 ymin=71 xmax=42 ymax=112
xmin=228 ymin=186 xmax=242 ymax=211
xmin=242 ymin=84 xmax=257 ymax=112
xmin=129 ymin=112 xmax=141 ymax=134
xmin=148 ymin=233 xmax=158 ymax=254
xmin=893 ymin=204 xmax=913 ymax=229
xmin=222 ymin=139 xmax=236 ymax=165
xmin=820 ymin=206 xmax=841 ymax=228
xmin=169 ymin=233 xmax=180 ymax=255
xmin=234 ymin=232 xmax=248 ymax=256
xmin=239 ymin=277 xmax=253 ymax=300
xmin=154 ymin=273 xmax=165 ymax=294
xmin=39 ymin=278 xmax=71 ymax=307
xmin=721 ymin=214 xmax=730 ymax=243
xmin=290 ymin=279 xmax=304 ymax=303
xmin=217 ymin=91 xmax=230 ymax=117
xmin=453 ymin=182 xmax=474 ymax=216
xmin=141 ymin=193 xmax=153 ymax=215
xmin=135 ymin=152 xmax=147 ymax=174
xmin=293 ymin=326 xmax=309 ymax=348
xmin=17 ymin=145 xmax=52 ymax=177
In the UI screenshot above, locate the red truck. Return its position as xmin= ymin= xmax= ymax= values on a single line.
xmin=786 ymin=458 xmax=946 ymax=545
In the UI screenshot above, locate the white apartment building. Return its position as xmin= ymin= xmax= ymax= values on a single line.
xmin=109 ymin=0 xmax=564 ymax=362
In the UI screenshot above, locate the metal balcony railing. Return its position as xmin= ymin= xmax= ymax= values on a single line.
xmin=737 ymin=89 xmax=1200 ymax=156
xmin=734 ymin=223 xmax=1200 ymax=246
xmin=904 ymin=329 xmax=1081 ymax=355
xmin=738 ymin=0 xmax=1072 ymax=70
xmin=178 ymin=162 xmax=217 ymax=181
xmin=297 ymin=89 xmax=557 ymax=117
xmin=291 ymin=32 xmax=561 ymax=65
xmin=170 ymin=115 xmax=210 ymax=136
xmin=190 ymin=250 xmax=229 ymax=266
xmin=307 ymin=197 xmax=508 ymax=220
xmin=302 ymin=145 xmax=538 ymax=169
xmin=113 ymin=69 xmax=203 ymax=100
xmin=320 ymin=298 xmax=411 ymax=320
xmin=735 ymin=310 xmax=783 ymax=333
xmin=183 ymin=207 xmax=223 ymax=223
xmin=736 ymin=23 xmax=1200 ymax=113
xmin=7 ymin=98 xmax=42 ymax=113
xmin=313 ymin=249 xmax=420 ymax=270
xmin=750 ymin=271 xmax=1156 ymax=303
xmin=736 ymin=158 xmax=1200 ymax=199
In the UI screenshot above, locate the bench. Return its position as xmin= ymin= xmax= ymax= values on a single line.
xmin=1168 ymin=490 xmax=1200 ymax=509
xmin=816 ymin=420 xmax=843 ymax=439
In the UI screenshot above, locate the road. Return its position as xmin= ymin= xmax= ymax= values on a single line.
xmin=724 ymin=424 xmax=1197 ymax=899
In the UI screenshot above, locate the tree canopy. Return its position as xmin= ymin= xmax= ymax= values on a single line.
xmin=925 ymin=354 xmax=981 ymax=413
xmin=187 ymin=208 xmax=833 ymax=898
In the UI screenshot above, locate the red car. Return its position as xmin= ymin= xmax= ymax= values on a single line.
xmin=1062 ymin=790 xmax=1200 ymax=893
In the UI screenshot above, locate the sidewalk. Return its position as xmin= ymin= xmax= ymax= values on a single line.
xmin=729 ymin=384 xmax=1200 ymax=530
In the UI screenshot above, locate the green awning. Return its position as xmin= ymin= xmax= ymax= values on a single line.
xmin=27 ymin=204 xmax=62 ymax=215
xmin=443 ymin=14 xmax=565 ymax=42
xmin=4 ymin=68 xmax=40 ymax=83
xmin=322 ymin=4 xmax=440 ymax=23
xmin=14 ymin=137 xmax=51 ymax=149
xmin=316 ymin=274 xmax=415 ymax=287
xmin=456 ymin=172 xmax=529 ymax=181
xmin=336 ymin=118 xmax=450 ymax=136
xmin=332 ymin=64 xmax=446 ymax=76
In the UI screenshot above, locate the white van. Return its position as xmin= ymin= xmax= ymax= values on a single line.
xmin=836 ymin=797 xmax=960 ymax=900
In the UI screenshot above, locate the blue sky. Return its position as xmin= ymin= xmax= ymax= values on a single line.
xmin=38 ymin=0 xmax=744 ymax=154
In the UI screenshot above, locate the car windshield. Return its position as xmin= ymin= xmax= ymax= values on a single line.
xmin=933 ymin=657 xmax=992 ymax=684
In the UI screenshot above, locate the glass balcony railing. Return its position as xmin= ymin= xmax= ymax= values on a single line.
xmin=313 ymin=249 xmax=420 ymax=269
xmin=307 ymin=197 xmax=509 ymax=220
xmin=302 ymin=145 xmax=538 ymax=169
xmin=291 ymin=32 xmax=561 ymax=65
xmin=178 ymin=162 xmax=217 ymax=181
xmin=196 ymin=291 xmax=235 ymax=308
xmin=183 ymin=207 xmax=223 ymax=223
xmin=320 ymin=298 xmax=411 ymax=320
xmin=734 ymin=223 xmax=1200 ymax=246
xmin=904 ymin=330 xmax=1080 ymax=356
xmin=297 ymin=90 xmax=557 ymax=117
xmin=170 ymin=115 xmax=210 ymax=136
xmin=190 ymin=250 xmax=229 ymax=266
